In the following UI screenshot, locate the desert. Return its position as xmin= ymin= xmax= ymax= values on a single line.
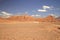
xmin=0 ymin=15 xmax=60 ymax=40
xmin=0 ymin=0 xmax=60 ymax=40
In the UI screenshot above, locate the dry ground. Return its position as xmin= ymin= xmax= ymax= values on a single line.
xmin=0 ymin=22 xmax=60 ymax=40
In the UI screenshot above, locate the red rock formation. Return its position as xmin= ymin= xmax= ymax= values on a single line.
xmin=35 ymin=18 xmax=43 ymax=22
xmin=0 ymin=15 xmax=58 ymax=23
xmin=56 ymin=17 xmax=60 ymax=22
xmin=42 ymin=15 xmax=56 ymax=22
xmin=7 ymin=15 xmax=35 ymax=22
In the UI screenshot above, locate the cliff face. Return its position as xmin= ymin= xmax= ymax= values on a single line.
xmin=43 ymin=15 xmax=56 ymax=22
xmin=56 ymin=17 xmax=60 ymax=22
xmin=56 ymin=17 xmax=60 ymax=20
xmin=0 ymin=15 xmax=58 ymax=23
xmin=35 ymin=15 xmax=57 ymax=22
xmin=7 ymin=15 xmax=35 ymax=21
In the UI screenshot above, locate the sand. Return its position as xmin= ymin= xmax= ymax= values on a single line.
xmin=0 ymin=22 xmax=60 ymax=40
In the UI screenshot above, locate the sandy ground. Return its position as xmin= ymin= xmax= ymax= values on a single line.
xmin=0 ymin=22 xmax=60 ymax=40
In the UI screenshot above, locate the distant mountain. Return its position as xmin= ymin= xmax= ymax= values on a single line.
xmin=7 ymin=15 xmax=35 ymax=21
xmin=43 ymin=15 xmax=56 ymax=22
xmin=0 ymin=15 xmax=59 ymax=23
xmin=35 ymin=18 xmax=43 ymax=22
xmin=32 ymin=15 xmax=57 ymax=22
xmin=56 ymin=17 xmax=60 ymax=20
xmin=56 ymin=17 xmax=60 ymax=22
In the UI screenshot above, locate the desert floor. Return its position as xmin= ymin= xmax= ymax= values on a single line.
xmin=0 ymin=22 xmax=60 ymax=40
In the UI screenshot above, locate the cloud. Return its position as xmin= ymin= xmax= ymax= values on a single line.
xmin=43 ymin=5 xmax=50 ymax=9
xmin=1 ymin=11 xmax=12 ymax=15
xmin=37 ymin=9 xmax=47 ymax=12
xmin=37 ymin=5 xmax=51 ymax=12
xmin=0 ymin=11 xmax=12 ymax=18
xmin=37 ymin=5 xmax=52 ymax=12
xmin=31 ymin=14 xmax=41 ymax=17
xmin=49 ymin=14 xmax=58 ymax=18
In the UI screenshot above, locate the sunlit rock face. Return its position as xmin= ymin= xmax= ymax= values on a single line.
xmin=56 ymin=17 xmax=60 ymax=22
xmin=35 ymin=15 xmax=57 ymax=22
xmin=0 ymin=15 xmax=59 ymax=23
xmin=42 ymin=15 xmax=57 ymax=22
xmin=7 ymin=15 xmax=35 ymax=21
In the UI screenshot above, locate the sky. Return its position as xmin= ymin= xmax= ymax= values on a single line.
xmin=0 ymin=0 xmax=60 ymax=17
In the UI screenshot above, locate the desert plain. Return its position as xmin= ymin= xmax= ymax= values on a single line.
xmin=0 ymin=22 xmax=60 ymax=40
xmin=0 ymin=15 xmax=60 ymax=40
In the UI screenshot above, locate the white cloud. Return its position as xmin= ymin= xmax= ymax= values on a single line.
xmin=0 ymin=11 xmax=12 ymax=18
xmin=31 ymin=14 xmax=41 ymax=17
xmin=37 ymin=9 xmax=47 ymax=12
xmin=49 ymin=14 xmax=58 ymax=18
xmin=43 ymin=5 xmax=50 ymax=9
xmin=37 ymin=5 xmax=52 ymax=12
xmin=37 ymin=5 xmax=50 ymax=12
xmin=1 ymin=11 xmax=12 ymax=15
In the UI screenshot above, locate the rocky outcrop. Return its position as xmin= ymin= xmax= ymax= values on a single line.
xmin=0 ymin=15 xmax=59 ymax=23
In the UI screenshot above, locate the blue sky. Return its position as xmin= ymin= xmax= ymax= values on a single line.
xmin=0 ymin=0 xmax=60 ymax=17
